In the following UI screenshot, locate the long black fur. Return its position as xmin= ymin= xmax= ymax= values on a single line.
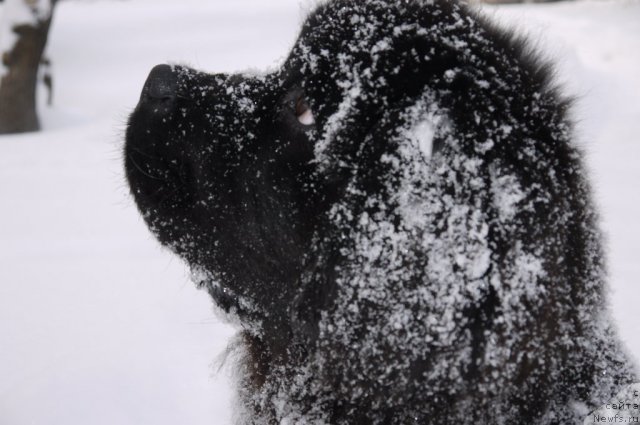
xmin=124 ymin=1 xmax=637 ymax=423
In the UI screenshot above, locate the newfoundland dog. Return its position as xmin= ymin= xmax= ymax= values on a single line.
xmin=124 ymin=0 xmax=637 ymax=423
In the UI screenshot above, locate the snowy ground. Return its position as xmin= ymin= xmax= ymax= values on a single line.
xmin=0 ymin=1 xmax=638 ymax=424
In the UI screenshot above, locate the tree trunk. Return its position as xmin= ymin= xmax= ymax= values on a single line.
xmin=0 ymin=0 xmax=54 ymax=134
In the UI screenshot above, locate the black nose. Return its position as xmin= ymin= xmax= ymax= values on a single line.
xmin=140 ymin=64 xmax=177 ymax=112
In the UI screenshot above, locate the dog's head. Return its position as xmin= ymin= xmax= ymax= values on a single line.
xmin=125 ymin=1 xmax=590 ymax=413
xmin=124 ymin=0 xmax=504 ymax=285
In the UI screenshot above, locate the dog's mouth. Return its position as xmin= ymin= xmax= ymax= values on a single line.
xmin=124 ymin=140 xmax=191 ymax=219
xmin=124 ymin=65 xmax=195 ymax=214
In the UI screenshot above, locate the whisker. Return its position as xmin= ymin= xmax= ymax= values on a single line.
xmin=128 ymin=153 xmax=170 ymax=182
xmin=129 ymin=145 xmax=163 ymax=161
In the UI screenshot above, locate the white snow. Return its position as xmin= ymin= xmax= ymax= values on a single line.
xmin=0 ymin=0 xmax=638 ymax=424
xmin=408 ymin=118 xmax=437 ymax=160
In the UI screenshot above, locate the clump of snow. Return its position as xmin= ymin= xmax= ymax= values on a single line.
xmin=314 ymin=75 xmax=363 ymax=171
xmin=490 ymin=170 xmax=527 ymax=222
xmin=410 ymin=118 xmax=436 ymax=160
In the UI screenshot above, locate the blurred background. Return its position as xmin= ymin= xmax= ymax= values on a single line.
xmin=0 ymin=0 xmax=638 ymax=424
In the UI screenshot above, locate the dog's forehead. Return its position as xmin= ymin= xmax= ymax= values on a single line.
xmin=300 ymin=2 xmax=390 ymax=47
xmin=287 ymin=0 xmax=448 ymax=78
xmin=283 ymin=4 xmax=385 ymax=88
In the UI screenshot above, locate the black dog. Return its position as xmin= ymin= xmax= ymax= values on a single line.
xmin=125 ymin=0 xmax=637 ymax=423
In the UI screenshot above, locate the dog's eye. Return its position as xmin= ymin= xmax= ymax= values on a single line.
xmin=295 ymin=96 xmax=315 ymax=126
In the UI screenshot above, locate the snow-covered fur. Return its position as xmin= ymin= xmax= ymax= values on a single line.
xmin=124 ymin=0 xmax=637 ymax=423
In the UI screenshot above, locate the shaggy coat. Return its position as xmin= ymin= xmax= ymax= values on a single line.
xmin=125 ymin=0 xmax=637 ymax=423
